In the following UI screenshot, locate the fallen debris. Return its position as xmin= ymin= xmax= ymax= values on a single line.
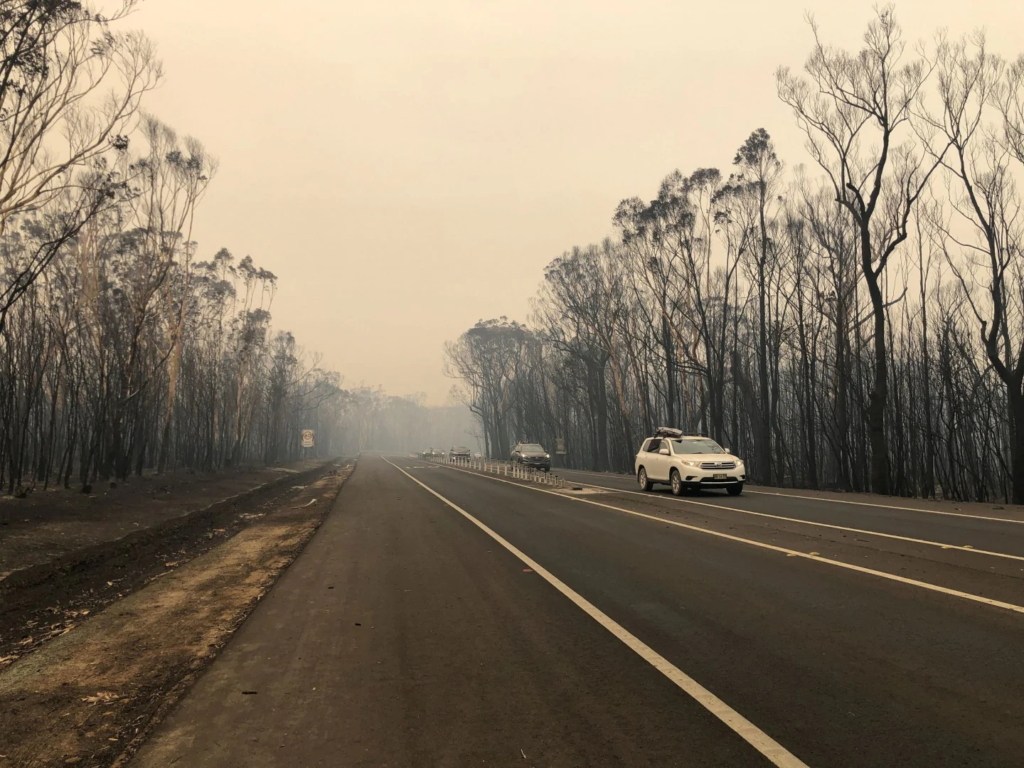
xmin=82 ymin=692 xmax=121 ymax=705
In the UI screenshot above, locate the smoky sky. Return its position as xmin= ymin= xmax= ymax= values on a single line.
xmin=137 ymin=0 xmax=1024 ymax=404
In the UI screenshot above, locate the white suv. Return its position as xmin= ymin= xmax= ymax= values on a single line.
xmin=635 ymin=429 xmax=746 ymax=496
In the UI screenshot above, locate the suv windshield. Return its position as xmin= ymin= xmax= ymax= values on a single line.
xmin=671 ymin=438 xmax=726 ymax=455
xmin=519 ymin=444 xmax=544 ymax=452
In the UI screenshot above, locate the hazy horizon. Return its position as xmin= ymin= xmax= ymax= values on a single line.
xmin=136 ymin=0 xmax=1024 ymax=405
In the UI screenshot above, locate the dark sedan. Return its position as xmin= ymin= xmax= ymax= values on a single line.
xmin=510 ymin=443 xmax=551 ymax=471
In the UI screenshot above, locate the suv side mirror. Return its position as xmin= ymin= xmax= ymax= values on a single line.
xmin=659 ymin=448 xmax=670 ymax=456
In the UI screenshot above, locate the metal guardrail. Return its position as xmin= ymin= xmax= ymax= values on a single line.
xmin=426 ymin=456 xmax=568 ymax=489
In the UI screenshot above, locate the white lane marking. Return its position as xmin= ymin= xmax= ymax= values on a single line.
xmin=383 ymin=457 xmax=808 ymax=768
xmin=557 ymin=480 xmax=1024 ymax=564
xmin=746 ymin=489 xmax=1024 ymax=525
xmin=424 ymin=461 xmax=1024 ymax=617
xmin=560 ymin=470 xmax=1024 ymax=525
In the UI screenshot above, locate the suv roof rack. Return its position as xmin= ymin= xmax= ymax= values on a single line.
xmin=654 ymin=426 xmax=684 ymax=438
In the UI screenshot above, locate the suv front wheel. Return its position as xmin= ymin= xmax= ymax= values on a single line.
xmin=727 ymin=483 xmax=744 ymax=497
xmin=670 ymin=469 xmax=684 ymax=496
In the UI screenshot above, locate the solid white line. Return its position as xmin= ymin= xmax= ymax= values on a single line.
xmin=421 ymin=460 xmax=1024 ymax=617
xmin=745 ymin=489 xmax=1024 ymax=525
xmin=558 ymin=480 xmax=1024 ymax=563
xmin=382 ymin=457 xmax=809 ymax=768
xmin=560 ymin=469 xmax=1024 ymax=525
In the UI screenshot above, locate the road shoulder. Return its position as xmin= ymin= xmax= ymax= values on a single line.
xmin=0 ymin=465 xmax=352 ymax=768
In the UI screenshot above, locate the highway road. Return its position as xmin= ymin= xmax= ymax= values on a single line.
xmin=134 ymin=454 xmax=1024 ymax=767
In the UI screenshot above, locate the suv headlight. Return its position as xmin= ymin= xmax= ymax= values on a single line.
xmin=680 ymin=460 xmax=703 ymax=469
xmin=544 ymin=453 xmax=550 ymax=458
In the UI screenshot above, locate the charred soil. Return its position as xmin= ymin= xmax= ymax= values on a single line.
xmin=0 ymin=460 xmax=337 ymax=669
xmin=0 ymin=461 xmax=353 ymax=768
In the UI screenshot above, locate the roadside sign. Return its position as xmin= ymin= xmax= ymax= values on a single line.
xmin=555 ymin=438 xmax=566 ymax=455
xmin=301 ymin=429 xmax=315 ymax=448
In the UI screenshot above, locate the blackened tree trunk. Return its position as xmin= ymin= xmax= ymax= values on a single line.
xmin=1009 ymin=386 xmax=1024 ymax=504
xmin=863 ymin=258 xmax=891 ymax=495
xmin=586 ymin=356 xmax=610 ymax=472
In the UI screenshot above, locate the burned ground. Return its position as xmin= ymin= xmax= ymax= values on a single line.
xmin=0 ymin=460 xmax=338 ymax=669
xmin=0 ymin=461 xmax=353 ymax=768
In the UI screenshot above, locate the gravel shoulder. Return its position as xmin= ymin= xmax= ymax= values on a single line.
xmin=0 ymin=462 xmax=352 ymax=768
xmin=0 ymin=460 xmax=340 ymax=670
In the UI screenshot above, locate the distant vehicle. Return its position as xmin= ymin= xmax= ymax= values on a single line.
xmin=635 ymin=427 xmax=746 ymax=496
xmin=448 ymin=446 xmax=471 ymax=462
xmin=510 ymin=443 xmax=551 ymax=472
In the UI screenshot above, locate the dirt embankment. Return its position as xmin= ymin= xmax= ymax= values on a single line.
xmin=0 ymin=462 xmax=353 ymax=768
xmin=0 ymin=460 xmax=338 ymax=669
xmin=0 ymin=461 xmax=325 ymax=582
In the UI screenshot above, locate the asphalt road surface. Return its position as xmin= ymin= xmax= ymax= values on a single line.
xmin=133 ymin=454 xmax=1024 ymax=767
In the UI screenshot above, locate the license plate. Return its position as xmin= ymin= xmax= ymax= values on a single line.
xmin=713 ymin=473 xmax=727 ymax=481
